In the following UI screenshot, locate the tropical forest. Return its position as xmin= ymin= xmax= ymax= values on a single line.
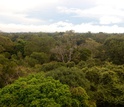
xmin=0 ymin=31 xmax=124 ymax=107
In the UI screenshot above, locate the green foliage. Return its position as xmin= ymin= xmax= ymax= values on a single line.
xmin=77 ymin=61 xmax=87 ymax=69
xmin=0 ymin=32 xmax=124 ymax=107
xmin=85 ymin=66 xmax=101 ymax=84
xmin=71 ymin=87 xmax=92 ymax=107
xmin=30 ymin=52 xmax=49 ymax=64
xmin=37 ymin=61 xmax=66 ymax=72
xmin=104 ymin=37 xmax=124 ymax=64
xmin=79 ymin=49 xmax=91 ymax=61
xmin=0 ymin=35 xmax=14 ymax=53
xmin=25 ymin=56 xmax=39 ymax=67
xmin=0 ymin=54 xmax=18 ymax=87
xmin=72 ymin=48 xmax=91 ymax=64
xmin=24 ymin=36 xmax=55 ymax=56
xmin=66 ymin=61 xmax=75 ymax=68
xmin=84 ymin=63 xmax=124 ymax=107
xmin=46 ymin=67 xmax=90 ymax=89
xmin=0 ymin=54 xmax=9 ymax=65
xmin=13 ymin=39 xmax=26 ymax=57
xmin=0 ymin=73 xmax=72 ymax=107
xmin=81 ymin=38 xmax=101 ymax=58
xmin=76 ymin=59 xmax=102 ymax=69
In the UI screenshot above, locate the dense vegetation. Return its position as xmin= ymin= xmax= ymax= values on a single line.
xmin=0 ymin=31 xmax=124 ymax=107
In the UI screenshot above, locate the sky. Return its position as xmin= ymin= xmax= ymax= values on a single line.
xmin=0 ymin=0 xmax=124 ymax=33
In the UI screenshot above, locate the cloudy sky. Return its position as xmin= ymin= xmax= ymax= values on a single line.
xmin=0 ymin=0 xmax=124 ymax=33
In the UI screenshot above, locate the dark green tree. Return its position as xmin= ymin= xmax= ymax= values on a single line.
xmin=104 ymin=37 xmax=124 ymax=64
xmin=72 ymin=48 xmax=91 ymax=64
xmin=0 ymin=35 xmax=14 ymax=53
xmin=24 ymin=36 xmax=55 ymax=56
xmin=30 ymin=52 xmax=49 ymax=64
xmin=46 ymin=67 xmax=90 ymax=90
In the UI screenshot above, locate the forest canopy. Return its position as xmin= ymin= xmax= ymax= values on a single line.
xmin=0 ymin=31 xmax=124 ymax=107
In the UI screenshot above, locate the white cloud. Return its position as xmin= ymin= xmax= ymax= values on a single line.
xmin=57 ymin=1 xmax=124 ymax=25
xmin=58 ymin=0 xmax=97 ymax=9
xmin=0 ymin=0 xmax=59 ymax=12
xmin=0 ymin=13 xmax=44 ymax=25
xmin=53 ymin=21 xmax=73 ymax=27
xmin=0 ymin=21 xmax=73 ymax=32
xmin=96 ymin=0 xmax=124 ymax=9
xmin=100 ymin=16 xmax=122 ymax=24
xmin=0 ymin=0 xmax=59 ymax=25
xmin=0 ymin=0 xmax=124 ymax=33
xmin=0 ymin=22 xmax=124 ymax=33
xmin=74 ymin=23 xmax=124 ymax=33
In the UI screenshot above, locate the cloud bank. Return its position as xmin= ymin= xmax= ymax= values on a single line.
xmin=0 ymin=0 xmax=124 ymax=33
